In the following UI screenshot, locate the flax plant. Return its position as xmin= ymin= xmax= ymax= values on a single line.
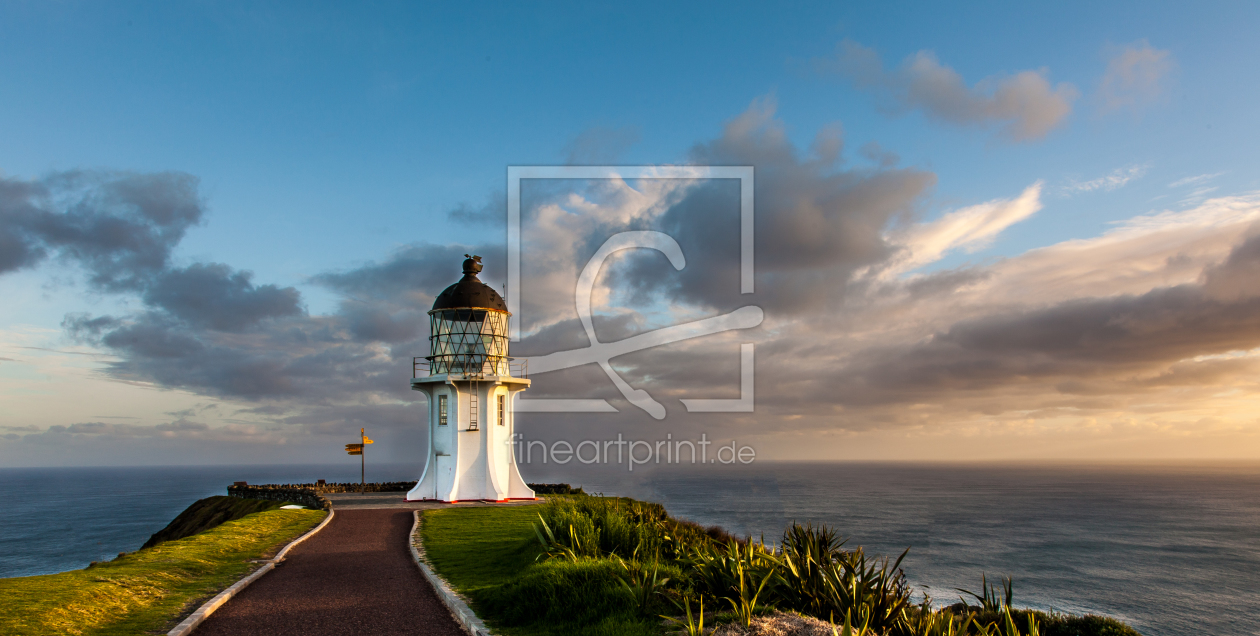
xmin=662 ymin=595 xmax=705 ymax=636
xmin=899 ymin=599 xmax=968 ymax=636
xmin=615 ymin=557 xmax=670 ymax=612
xmin=831 ymin=609 xmax=871 ymax=636
xmin=778 ymin=521 xmax=849 ymax=617
xmin=969 ymin=606 xmax=1041 ymax=636
xmin=819 ymin=546 xmax=912 ymax=633
xmin=958 ymin=574 xmax=1013 ymax=613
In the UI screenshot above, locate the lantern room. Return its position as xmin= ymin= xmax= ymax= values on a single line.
xmin=427 ymin=255 xmax=511 ymax=376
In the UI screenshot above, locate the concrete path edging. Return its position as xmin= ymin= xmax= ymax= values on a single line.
xmin=166 ymin=508 xmax=337 ymax=636
xmin=409 ymin=510 xmax=492 ymax=636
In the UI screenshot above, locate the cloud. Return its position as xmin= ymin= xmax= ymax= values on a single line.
xmin=1063 ymin=165 xmax=1148 ymax=194
xmin=447 ymin=191 xmax=507 ymax=226
xmin=819 ymin=40 xmax=1078 ymax=141
xmin=144 ymin=263 xmax=304 ymax=332
xmin=0 ymin=170 xmax=203 ymax=289
xmin=12 ymin=419 xmax=279 ymax=446
xmin=757 ymin=197 xmax=1260 ymax=429
xmin=886 ymin=181 xmax=1043 ymax=274
xmin=858 ymin=141 xmax=900 ymax=168
xmin=1 ymin=170 xmax=299 ymax=336
xmin=610 ymin=96 xmax=936 ymax=314
xmin=1098 ymin=41 xmax=1174 ymax=113
xmin=64 ymin=309 xmax=406 ymax=401
xmin=826 ymin=267 xmax=1260 ymax=410
xmin=1169 ymin=173 xmax=1224 ymax=188
xmin=1180 ymin=187 xmax=1220 ymax=207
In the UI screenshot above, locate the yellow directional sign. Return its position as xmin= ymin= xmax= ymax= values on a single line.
xmin=363 ymin=436 xmax=374 ymax=444
xmin=346 ymin=443 xmax=363 ymax=455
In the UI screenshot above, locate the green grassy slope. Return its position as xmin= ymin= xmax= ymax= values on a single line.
xmin=0 ymin=508 xmax=325 ymax=636
xmin=142 ymin=495 xmax=293 ymax=548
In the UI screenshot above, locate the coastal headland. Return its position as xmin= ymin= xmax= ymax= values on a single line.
xmin=0 ymin=483 xmax=1143 ymax=636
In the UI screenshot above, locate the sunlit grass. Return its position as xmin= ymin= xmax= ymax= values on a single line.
xmin=422 ymin=505 xmax=662 ymax=636
xmin=0 ymin=508 xmax=325 ymax=636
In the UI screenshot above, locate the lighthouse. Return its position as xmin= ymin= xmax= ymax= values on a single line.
xmin=406 ymin=255 xmax=535 ymax=502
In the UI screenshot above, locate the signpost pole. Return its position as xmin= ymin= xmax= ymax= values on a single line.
xmin=360 ymin=427 xmax=365 ymax=494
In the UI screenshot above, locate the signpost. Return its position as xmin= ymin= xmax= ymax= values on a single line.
xmin=345 ymin=428 xmax=374 ymax=493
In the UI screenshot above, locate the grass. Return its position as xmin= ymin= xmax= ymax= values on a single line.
xmin=142 ymin=495 xmax=292 ymax=548
xmin=421 ymin=505 xmax=664 ymax=636
xmin=420 ymin=506 xmax=541 ymax=591
xmin=0 ymin=507 xmax=325 ymax=636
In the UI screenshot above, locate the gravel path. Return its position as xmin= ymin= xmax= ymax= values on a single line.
xmin=194 ymin=509 xmax=466 ymax=636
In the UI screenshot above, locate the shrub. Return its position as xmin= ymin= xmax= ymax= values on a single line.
xmin=686 ymin=535 xmax=780 ymax=602
xmin=529 ymin=482 xmax=588 ymax=495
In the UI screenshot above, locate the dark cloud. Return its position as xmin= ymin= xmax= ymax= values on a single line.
xmin=1202 ymin=231 xmax=1260 ymax=301
xmin=143 ymin=263 xmax=303 ymax=332
xmin=62 ymin=305 xmax=406 ymax=401
xmin=611 ymin=97 xmax=935 ymax=314
xmin=817 ymin=238 xmax=1260 ymax=409
xmin=3 ymin=170 xmax=298 ymax=334
xmin=316 ymin=243 xmax=497 ymax=303
xmin=0 ymin=170 xmax=204 ymax=289
xmin=901 ymin=267 xmax=991 ymax=299
xmin=447 ymin=191 xmax=507 ymax=226
xmin=314 ymin=242 xmax=506 ymax=345
xmin=340 ymin=305 xmax=427 ymax=343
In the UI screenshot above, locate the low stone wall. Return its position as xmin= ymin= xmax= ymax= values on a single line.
xmin=226 ymin=481 xmax=415 ymax=510
xmin=227 ymin=485 xmax=330 ymax=510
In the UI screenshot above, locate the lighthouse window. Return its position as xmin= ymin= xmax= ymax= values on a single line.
xmin=438 ymin=395 xmax=448 ymax=426
xmin=497 ymin=394 xmax=505 ymax=426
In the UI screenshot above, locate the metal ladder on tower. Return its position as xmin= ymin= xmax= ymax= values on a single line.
xmin=468 ymin=380 xmax=479 ymax=431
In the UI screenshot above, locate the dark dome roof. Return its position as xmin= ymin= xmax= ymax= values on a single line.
xmin=431 ymin=256 xmax=509 ymax=313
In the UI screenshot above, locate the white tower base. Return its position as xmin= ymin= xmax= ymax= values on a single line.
xmin=407 ymin=373 xmax=534 ymax=502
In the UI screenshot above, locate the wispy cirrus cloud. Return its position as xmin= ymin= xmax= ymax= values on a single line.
xmin=1063 ymin=165 xmax=1148 ymax=194
xmin=1169 ymin=173 xmax=1225 ymax=188
xmin=817 ymin=40 xmax=1078 ymax=141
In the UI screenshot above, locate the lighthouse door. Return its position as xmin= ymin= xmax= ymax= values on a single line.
xmin=436 ymin=454 xmax=455 ymax=500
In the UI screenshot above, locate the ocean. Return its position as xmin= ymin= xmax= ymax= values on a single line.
xmin=1 ymin=461 xmax=1256 ymax=636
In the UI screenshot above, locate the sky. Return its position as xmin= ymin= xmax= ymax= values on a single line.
xmin=2 ymin=1 xmax=1260 ymax=469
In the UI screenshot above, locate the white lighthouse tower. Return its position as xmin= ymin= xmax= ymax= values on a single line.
xmin=406 ymin=255 xmax=535 ymax=502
